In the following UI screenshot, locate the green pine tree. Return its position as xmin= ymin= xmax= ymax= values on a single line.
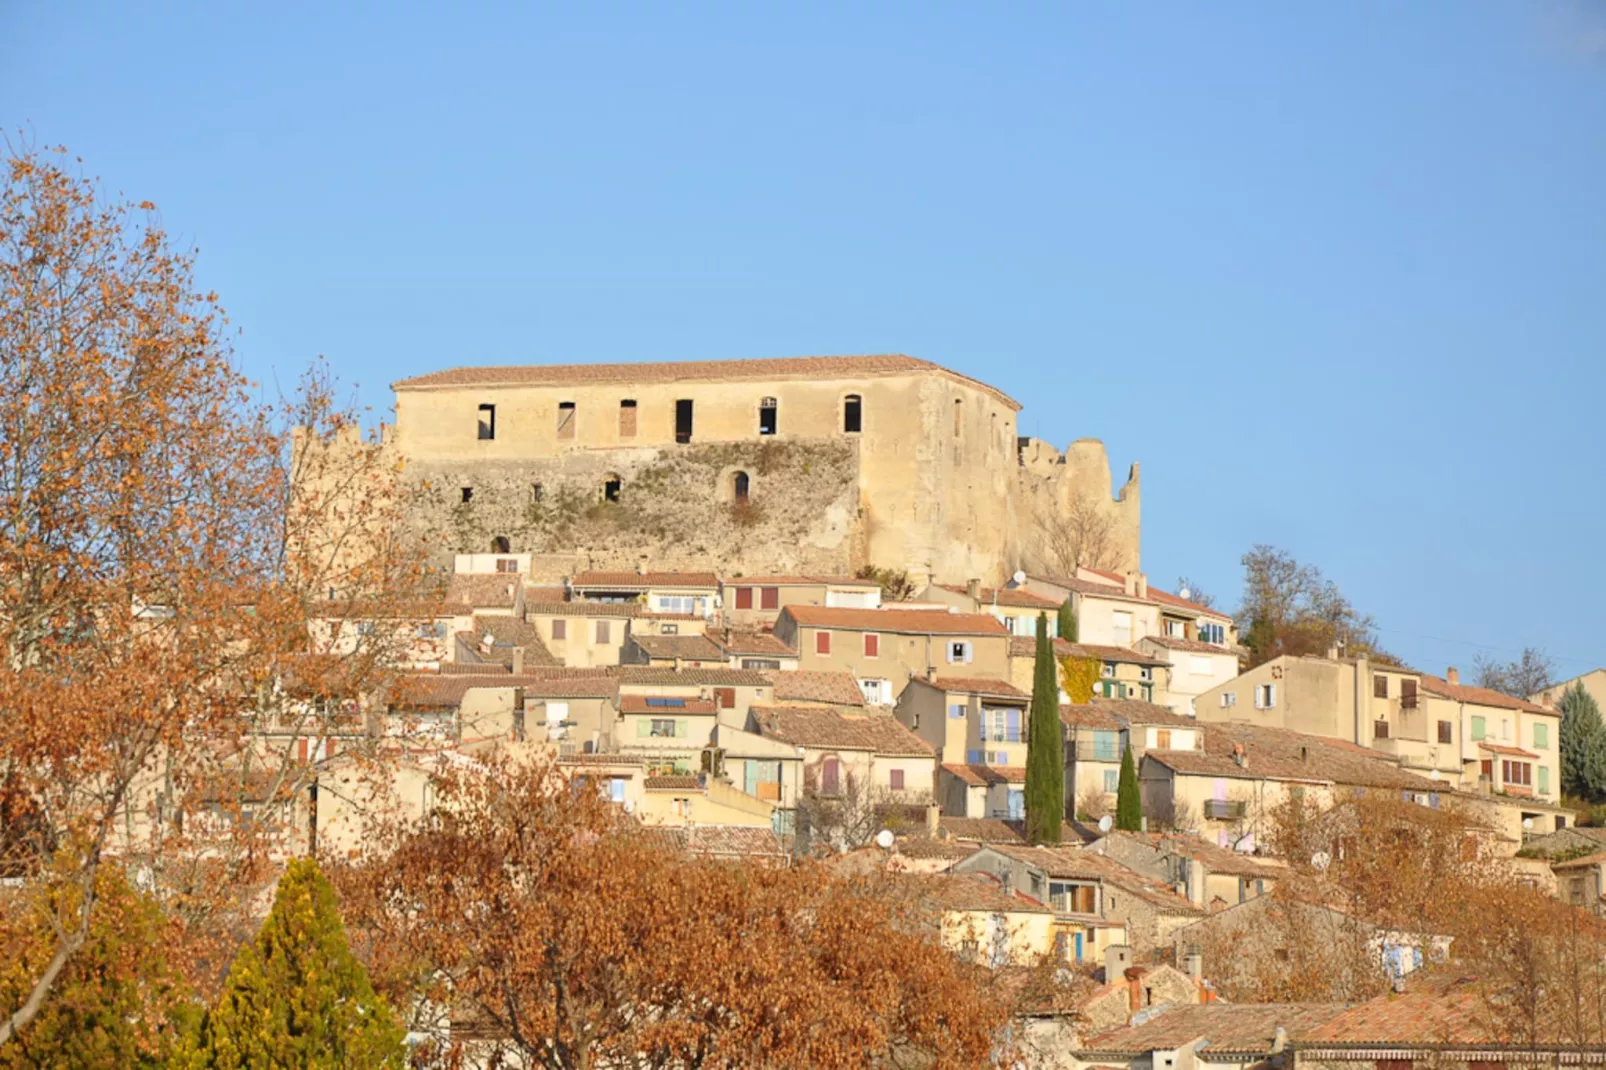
xmin=1024 ymin=613 xmax=1065 ymax=844
xmin=1057 ymin=600 xmax=1077 ymax=644
xmin=1115 ymin=744 xmax=1142 ymax=831
xmin=1560 ymin=683 xmax=1606 ymax=802
xmin=197 ymin=858 xmax=406 ymax=1069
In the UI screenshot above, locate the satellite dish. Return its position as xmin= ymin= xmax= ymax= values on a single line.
xmin=1012 ymin=570 xmax=1027 ymax=587
xmin=1522 ymin=817 xmax=1535 ymax=831
xmin=875 ymin=829 xmax=895 ymax=850
xmin=1178 ymin=586 xmax=1191 ymax=601
xmin=1097 ymin=815 xmax=1114 ymax=833
xmin=1311 ymin=851 xmax=1331 ymax=872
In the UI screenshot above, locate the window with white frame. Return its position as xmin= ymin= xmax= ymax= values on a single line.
xmin=1200 ymin=622 xmax=1226 ymax=645
xmin=656 ymin=595 xmax=704 ymax=615
xmin=1101 ymin=662 xmax=1116 ymax=679
xmin=1254 ymin=684 xmax=1276 ymax=709
xmin=1140 ymin=666 xmax=1153 ymax=682
xmin=1221 ymin=692 xmax=1237 ymax=708
xmin=858 ymin=678 xmax=891 ymax=705
xmin=1165 ymin=619 xmax=1185 ymax=638
xmin=948 ymin=702 xmax=967 ymax=719
xmin=947 ymin=640 xmax=973 ymax=663
xmin=980 ymin=707 xmax=1022 ymax=743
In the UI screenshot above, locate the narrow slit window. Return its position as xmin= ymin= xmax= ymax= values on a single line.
xmin=557 ymin=401 xmax=576 ymax=440
xmin=953 ymin=398 xmax=962 ymax=438
xmin=619 ymin=399 xmax=637 ymax=437
xmin=478 ymin=404 xmax=496 ymax=440
xmin=675 ymin=399 xmax=694 ymax=443
xmin=843 ymin=394 xmax=862 ymax=434
xmin=460 ymin=487 xmax=474 ymax=504
xmin=531 ymin=483 xmax=544 ymax=503
xmin=758 ymin=397 xmax=777 ymax=435
xmin=604 ymin=476 xmax=622 ymax=503
xmin=733 ymin=471 xmax=750 ymax=503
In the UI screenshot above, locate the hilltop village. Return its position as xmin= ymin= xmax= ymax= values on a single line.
xmin=266 ymin=355 xmax=1606 ymax=1063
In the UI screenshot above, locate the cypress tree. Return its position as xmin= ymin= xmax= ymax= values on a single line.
xmin=198 ymin=858 xmax=406 ymax=1069
xmin=1025 ymin=613 xmax=1064 ymax=844
xmin=1560 ymin=683 xmax=1606 ymax=801
xmin=1058 ymin=600 xmax=1077 ymax=644
xmin=1115 ymin=744 xmax=1142 ymax=831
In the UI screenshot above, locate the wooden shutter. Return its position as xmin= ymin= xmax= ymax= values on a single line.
xmin=735 ymin=587 xmax=753 ymax=610
xmin=864 ymin=633 xmax=879 ymax=657
xmin=761 ymin=586 xmax=779 ymax=610
xmin=714 ymin=687 xmax=735 ymax=709
xmin=816 ymin=631 xmax=831 ymax=655
xmin=595 ymin=620 xmax=610 ymax=644
xmin=552 ymin=619 xmax=566 ymax=640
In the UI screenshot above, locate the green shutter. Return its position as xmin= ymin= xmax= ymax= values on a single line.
xmin=1539 ymin=766 xmax=1550 ymax=795
xmin=1534 ymin=723 xmax=1549 ymax=749
xmin=636 ymin=718 xmax=650 ymax=738
xmin=677 ymin=718 xmax=688 ymax=738
xmin=1471 ymin=716 xmax=1485 ymax=741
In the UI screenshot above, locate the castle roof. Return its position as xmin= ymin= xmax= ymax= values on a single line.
xmin=391 ymin=354 xmax=1021 ymax=410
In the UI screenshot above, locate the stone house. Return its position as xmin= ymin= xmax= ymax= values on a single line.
xmin=1420 ymin=667 xmax=1564 ymax=808
xmin=773 ymin=604 xmax=1011 ymax=704
xmin=920 ymin=581 xmax=1063 ymax=639
xmin=1072 ymin=1002 xmax=1351 ymax=1070
xmin=895 ymin=676 xmax=1033 ymax=806
xmin=1135 ymin=635 xmax=1239 ymax=716
xmin=1553 ymin=850 xmax=1606 ymax=914
xmin=1006 ymin=637 xmax=1172 ymax=707
xmin=1023 ymin=568 xmax=1233 ymax=654
xmin=522 ymin=600 xmax=638 ymax=667
xmin=1531 ymin=666 xmax=1606 ymax=712
xmin=1090 ymin=831 xmax=1283 ymax=913
xmin=707 ymin=629 xmax=800 ymax=671
xmin=569 ymin=569 xmax=720 ymax=617
xmin=306 ymin=596 xmax=476 ymax=672
xmin=620 ymin=632 xmax=726 ymax=668
xmin=907 ymin=872 xmax=1058 ymax=968
xmin=761 ymin=669 xmax=867 ymax=708
xmin=718 ymin=574 xmax=881 ymax=628
xmin=750 ymin=704 xmax=936 ymax=805
xmin=1061 ymin=699 xmax=1206 ymax=821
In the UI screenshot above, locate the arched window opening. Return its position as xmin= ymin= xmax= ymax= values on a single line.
xmin=758 ymin=397 xmax=778 ymax=436
xmin=733 ymin=471 xmax=750 ymax=503
xmin=490 ymin=535 xmax=511 ymax=554
xmin=843 ymin=394 xmax=862 ymax=434
xmin=603 ymin=475 xmax=623 ymax=503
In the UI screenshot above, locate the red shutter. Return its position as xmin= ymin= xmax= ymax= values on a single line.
xmin=864 ymin=633 xmax=879 ymax=657
xmin=816 ymin=631 xmax=831 ymax=655
xmin=735 ymin=587 xmax=753 ymax=610
xmin=715 ymin=687 xmax=735 ymax=709
xmin=297 ymin=738 xmax=308 ymax=763
xmin=889 ymin=768 xmax=904 ymax=791
xmin=761 ymin=586 xmax=779 ymax=610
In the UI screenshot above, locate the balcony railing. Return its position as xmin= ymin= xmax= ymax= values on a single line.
xmin=1203 ymin=799 xmax=1246 ymax=821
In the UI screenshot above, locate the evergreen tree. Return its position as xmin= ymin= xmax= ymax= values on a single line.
xmin=1058 ymin=600 xmax=1077 ymax=644
xmin=1560 ymin=683 xmax=1606 ymax=802
xmin=1115 ymin=744 xmax=1142 ymax=831
xmin=1024 ymin=613 xmax=1064 ymax=844
xmin=198 ymin=858 xmax=405 ymax=1069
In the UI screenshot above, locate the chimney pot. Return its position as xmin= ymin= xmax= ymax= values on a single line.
xmin=1184 ymin=950 xmax=1203 ymax=980
xmin=1136 ymin=573 xmax=1148 ymax=599
xmin=1103 ymin=944 xmax=1132 ymax=985
xmin=966 ymin=578 xmax=981 ymax=600
xmin=1123 ymin=571 xmax=1137 ymax=596
xmin=511 ymin=647 xmax=525 ymax=675
xmin=925 ymin=802 xmax=941 ymax=836
xmin=1446 ymin=666 xmax=1460 ymax=686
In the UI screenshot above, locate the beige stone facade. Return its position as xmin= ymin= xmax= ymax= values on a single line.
xmin=375 ymin=355 xmax=1138 ymax=586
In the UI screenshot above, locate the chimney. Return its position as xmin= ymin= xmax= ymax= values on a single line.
xmin=1446 ymin=666 xmax=1460 ymax=686
xmin=925 ymin=802 xmax=941 ymax=836
xmin=1183 ymin=948 xmax=1203 ymax=980
xmin=1136 ymin=573 xmax=1148 ymax=599
xmin=1104 ymin=943 xmax=1132 ymax=984
xmin=511 ymin=647 xmax=525 ymax=675
xmin=1124 ymin=965 xmax=1146 ymax=1012
xmin=1271 ymin=1026 xmax=1289 ymax=1054
xmin=636 ymin=556 xmax=648 ymax=576
xmin=1123 ymin=571 xmax=1138 ymax=597
xmin=1186 ymin=858 xmax=1206 ymax=907
xmin=1232 ymin=743 xmax=1247 ymax=769
xmin=1326 ymin=644 xmax=1339 ymax=660
xmin=966 ymin=578 xmax=981 ymax=601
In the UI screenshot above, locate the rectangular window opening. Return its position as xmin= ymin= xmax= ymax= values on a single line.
xmin=675 ymin=399 xmax=694 ymax=443
xmin=759 ymin=397 xmax=777 ymax=436
xmin=557 ymin=401 xmax=576 ymax=440
xmin=619 ymin=399 xmax=637 ymax=438
xmin=843 ymin=395 xmax=862 ymax=434
xmin=460 ymin=487 xmax=474 ymax=504
xmin=477 ymin=404 xmax=496 ymax=440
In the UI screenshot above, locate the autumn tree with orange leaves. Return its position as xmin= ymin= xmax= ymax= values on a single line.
xmin=0 ymin=141 xmax=425 ymax=1049
xmin=333 ymin=753 xmax=1014 ymax=1069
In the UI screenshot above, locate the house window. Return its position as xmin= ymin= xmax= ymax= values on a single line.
xmin=1103 ymin=770 xmax=1119 ymax=793
xmin=1200 ymin=622 xmax=1226 ymax=645
xmin=477 ymin=403 xmax=496 ymax=440
xmin=733 ymin=471 xmax=750 ymax=503
xmin=981 ymin=707 xmax=1021 ymax=743
xmin=1471 ymin=716 xmax=1486 ymax=741
xmin=661 ymin=623 xmax=678 ymax=634
xmin=1101 ymin=662 xmax=1116 ymax=679
xmin=1140 ymin=666 xmax=1153 ymax=682
xmin=742 ymin=658 xmax=780 ymax=670
xmin=460 ymin=487 xmax=474 ymax=504
xmin=1006 ymin=788 xmax=1025 ymax=820
xmin=714 ymin=688 xmax=735 ymax=709
xmin=1534 ymin=723 xmax=1549 ymax=749
xmin=1401 ymin=678 xmax=1418 ymax=709
xmin=1165 ymin=619 xmax=1185 ymax=638
xmin=843 ymin=394 xmax=862 ymax=434
xmin=864 ymin=633 xmax=879 ymax=658
xmin=609 ymin=778 xmax=627 ymax=803
xmin=619 ymin=399 xmax=637 ymax=437
xmin=858 ymin=679 xmax=890 ymax=704
xmin=557 ymin=401 xmax=576 ymax=440
xmin=1155 ymin=729 xmax=1172 ymax=750
xmin=821 ymin=757 xmax=841 ymax=795
xmin=947 ymin=641 xmax=973 ymax=664
xmin=1374 ymin=675 xmax=1389 ymax=699
xmin=816 ymin=632 xmax=832 ymax=656
xmin=490 ymin=535 xmax=511 ymax=554
xmin=675 ymin=399 xmax=694 ymax=443
xmin=761 ymin=586 xmax=779 ymax=610
xmin=650 ymin=719 xmax=677 ymax=738
xmin=1502 ymin=760 xmax=1532 ymax=787
xmin=1092 ymin=731 xmax=1117 ymax=761
xmin=531 ymin=482 xmax=544 ymax=503
xmin=1220 ymin=692 xmax=1237 ymax=708
xmin=657 ymin=595 xmax=703 ymax=615
xmin=603 ymin=475 xmax=622 ymax=503
xmin=1539 ymin=766 xmax=1550 ymax=795
xmin=734 ymin=587 xmax=753 ymax=610
xmin=1255 ymin=684 xmax=1276 ymax=709
xmin=551 ymin=619 xmax=567 ymax=641
xmin=1438 ymin=720 xmax=1453 ymax=744
xmin=595 ymin=620 xmax=611 ymax=644
xmin=758 ymin=397 xmax=777 ymax=435
xmin=889 ymin=768 xmax=904 ymax=791
xmin=949 ymin=703 xmax=966 ymax=719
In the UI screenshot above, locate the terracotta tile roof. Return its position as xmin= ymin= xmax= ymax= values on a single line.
xmin=619 ymin=695 xmax=716 ymax=715
xmin=1139 ymin=634 xmax=1234 ymax=655
xmin=723 ymin=575 xmax=878 ymax=588
xmin=1476 ymin=741 xmax=1540 ymax=759
xmin=309 ymin=596 xmax=474 ymax=619
xmin=468 ymin=615 xmax=560 ymax=667
xmin=910 ymin=872 xmax=1052 ymax=915
xmin=525 ymin=600 xmax=640 ymax=618
xmin=524 ymin=585 xmax=568 ymax=602
xmin=927 ymin=676 xmax=1030 ymax=700
xmin=571 ymin=570 xmax=719 ymax=589
xmin=389 ymin=674 xmax=571 ymax=709
xmin=983 ymin=845 xmax=1205 ymax=915
xmin=753 ymin=706 xmax=934 ymax=756
xmin=391 ymin=354 xmax=1021 ymax=409
xmin=445 ymin=574 xmax=522 ymax=609
xmin=1060 ymin=699 xmax=1196 ymax=731
xmin=1026 ymin=573 xmax=1151 ymax=601
xmin=1145 ymin=722 xmax=1442 ymax=792
xmin=934 ymin=584 xmax=1060 ymax=610
xmin=1300 ymin=972 xmax=1493 ymax=1045
xmin=1551 ymin=850 xmax=1606 ymax=870
xmin=781 ymin=605 xmax=1008 ymax=636
xmin=617 ymin=667 xmax=772 ymax=687
xmin=712 ymin=632 xmax=797 ymax=657
xmin=896 ymin=837 xmax=981 ymax=861
xmin=938 ymin=817 xmax=1026 ymax=844
xmin=940 ymin=763 xmax=1025 ymax=786
xmin=643 ymin=774 xmax=702 ymax=791
xmin=677 ymin=824 xmax=788 ymax=859
xmin=1420 ymin=674 xmax=1553 ymax=715
xmin=1081 ymin=569 xmax=1231 ymax=620
xmin=1059 ymin=704 xmax=1125 ymax=731
xmin=764 ymin=670 xmax=866 ymax=706
xmin=439 ymin=663 xmax=522 ymax=676
xmin=626 ymin=634 xmax=725 ymax=661
xmin=519 ymin=677 xmax=619 ymax=699
xmin=1083 ymin=1002 xmax=1349 ymax=1054
xmin=1058 ymin=643 xmax=1170 ymax=668
xmin=1100 ymin=830 xmax=1285 ymax=880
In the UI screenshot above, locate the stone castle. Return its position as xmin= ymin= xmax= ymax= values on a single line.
xmin=377 ymin=354 xmax=1138 ymax=585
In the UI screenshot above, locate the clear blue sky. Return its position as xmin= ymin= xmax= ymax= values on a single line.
xmin=5 ymin=1 xmax=1603 ymax=680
